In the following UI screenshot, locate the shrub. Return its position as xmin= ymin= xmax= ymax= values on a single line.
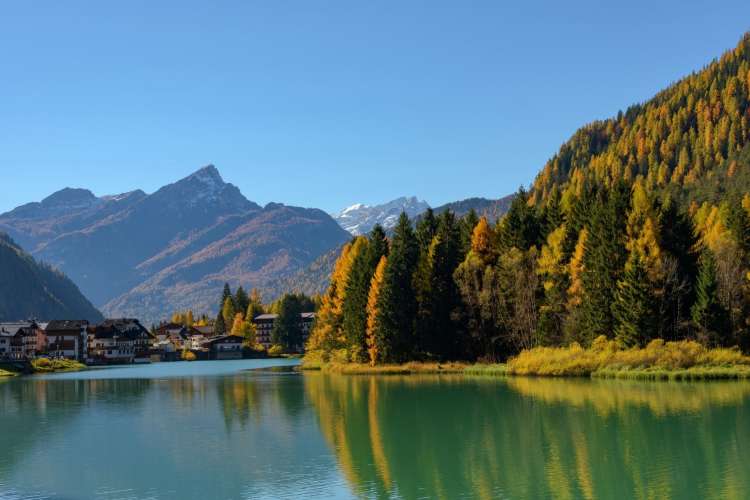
xmin=34 ymin=357 xmax=51 ymax=368
xmin=268 ymin=345 xmax=284 ymax=356
xmin=182 ymin=351 xmax=197 ymax=361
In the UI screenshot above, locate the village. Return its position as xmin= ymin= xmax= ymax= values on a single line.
xmin=0 ymin=312 xmax=315 ymax=366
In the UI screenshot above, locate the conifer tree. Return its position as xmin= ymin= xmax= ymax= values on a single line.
xmin=613 ymin=250 xmax=656 ymax=347
xmin=416 ymin=208 xmax=438 ymax=250
xmin=214 ymin=312 xmax=226 ymax=336
xmin=579 ymin=184 xmax=630 ymax=343
xmin=234 ymin=286 xmax=250 ymax=316
xmin=221 ymin=283 xmax=233 ymax=310
xmin=273 ymin=294 xmax=304 ymax=351
xmin=375 ymin=213 xmax=419 ymax=362
xmin=460 ymin=209 xmax=480 ymax=254
xmin=366 ymin=256 xmax=387 ymax=365
xmin=222 ymin=297 xmax=236 ymax=328
xmin=691 ymin=249 xmax=730 ymax=345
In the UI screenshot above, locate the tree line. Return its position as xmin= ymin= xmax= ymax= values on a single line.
xmin=306 ymin=183 xmax=750 ymax=365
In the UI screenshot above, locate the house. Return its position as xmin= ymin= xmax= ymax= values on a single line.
xmin=0 ymin=322 xmax=42 ymax=359
xmin=192 ymin=325 xmax=214 ymax=337
xmin=153 ymin=323 xmax=190 ymax=350
xmin=252 ymin=312 xmax=315 ymax=351
xmin=204 ymin=335 xmax=243 ymax=360
xmin=44 ymin=320 xmax=88 ymax=360
xmin=88 ymin=318 xmax=152 ymax=364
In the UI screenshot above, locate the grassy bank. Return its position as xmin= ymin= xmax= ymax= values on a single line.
xmin=301 ymin=360 xmax=467 ymax=375
xmin=504 ymin=337 xmax=750 ymax=380
xmin=31 ymin=358 xmax=87 ymax=373
xmin=303 ymin=337 xmax=750 ymax=381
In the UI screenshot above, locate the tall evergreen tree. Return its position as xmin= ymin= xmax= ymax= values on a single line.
xmin=215 ymin=311 xmax=226 ymax=336
xmin=460 ymin=209 xmax=480 ymax=254
xmin=221 ymin=283 xmax=233 ymax=310
xmin=579 ymin=183 xmax=630 ymax=343
xmin=613 ymin=250 xmax=657 ymax=347
xmin=498 ymin=187 xmax=542 ymax=251
xmin=273 ymin=294 xmax=304 ymax=351
xmin=415 ymin=211 xmax=463 ymax=359
xmin=375 ymin=212 xmax=419 ymax=362
xmin=691 ymin=249 xmax=730 ymax=345
xmin=416 ymin=208 xmax=438 ymax=250
xmin=234 ymin=286 xmax=250 ymax=316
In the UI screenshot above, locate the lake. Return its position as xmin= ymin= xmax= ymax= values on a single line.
xmin=1 ymin=360 xmax=749 ymax=499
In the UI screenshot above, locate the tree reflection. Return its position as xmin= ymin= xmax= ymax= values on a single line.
xmin=304 ymin=373 xmax=750 ymax=499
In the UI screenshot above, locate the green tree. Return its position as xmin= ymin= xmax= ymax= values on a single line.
xmin=234 ymin=286 xmax=250 ymax=316
xmin=222 ymin=297 xmax=236 ymax=328
xmin=691 ymin=249 xmax=730 ymax=345
xmin=375 ymin=212 xmax=419 ymax=362
xmin=214 ymin=312 xmax=226 ymax=336
xmin=613 ymin=250 xmax=657 ymax=347
xmin=273 ymin=294 xmax=304 ymax=352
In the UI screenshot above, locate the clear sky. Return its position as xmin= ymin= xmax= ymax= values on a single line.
xmin=1 ymin=1 xmax=749 ymax=214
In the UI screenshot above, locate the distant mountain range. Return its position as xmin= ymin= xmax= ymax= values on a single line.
xmin=333 ymin=195 xmax=512 ymax=236
xmin=0 ymin=233 xmax=103 ymax=322
xmin=0 ymin=166 xmax=350 ymax=323
xmin=333 ymin=196 xmax=429 ymax=235
xmin=283 ymin=194 xmax=514 ymax=297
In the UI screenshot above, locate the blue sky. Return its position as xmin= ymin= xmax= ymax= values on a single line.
xmin=1 ymin=1 xmax=749 ymax=214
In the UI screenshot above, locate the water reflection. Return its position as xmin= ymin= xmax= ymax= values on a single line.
xmin=304 ymin=373 xmax=750 ymax=500
xmin=2 ymin=366 xmax=750 ymax=499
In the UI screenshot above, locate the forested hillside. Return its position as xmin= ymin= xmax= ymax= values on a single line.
xmin=305 ymin=32 xmax=750 ymax=365
xmin=0 ymin=234 xmax=103 ymax=322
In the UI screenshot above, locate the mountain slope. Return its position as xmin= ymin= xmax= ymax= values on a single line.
xmin=0 ymin=166 xmax=350 ymax=323
xmin=531 ymin=32 xmax=750 ymax=208
xmin=0 ymin=233 xmax=103 ymax=322
xmin=333 ymin=197 xmax=429 ymax=235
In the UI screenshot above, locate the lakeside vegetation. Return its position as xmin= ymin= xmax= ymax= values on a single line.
xmin=30 ymin=358 xmax=87 ymax=373
xmin=302 ymin=34 xmax=750 ymax=376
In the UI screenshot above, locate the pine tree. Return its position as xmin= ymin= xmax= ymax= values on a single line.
xmin=222 ymin=297 xmax=236 ymax=328
xmin=414 ymin=211 xmax=463 ymax=359
xmin=221 ymin=283 xmax=233 ymax=310
xmin=273 ymin=294 xmax=304 ymax=351
xmin=416 ymin=208 xmax=438 ymax=250
xmin=691 ymin=249 xmax=730 ymax=345
xmin=341 ymin=226 xmax=389 ymax=362
xmin=613 ymin=250 xmax=656 ymax=347
xmin=579 ymin=184 xmax=630 ymax=343
xmin=366 ymin=256 xmax=387 ymax=365
xmin=498 ymin=187 xmax=542 ymax=251
xmin=234 ymin=286 xmax=250 ymax=316
xmin=375 ymin=212 xmax=419 ymax=362
xmin=215 ymin=312 xmax=226 ymax=336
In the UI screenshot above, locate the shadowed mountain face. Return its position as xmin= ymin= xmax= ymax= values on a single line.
xmin=0 ymin=166 xmax=350 ymax=323
xmin=0 ymin=233 xmax=103 ymax=322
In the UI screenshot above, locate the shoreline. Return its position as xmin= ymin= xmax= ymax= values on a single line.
xmin=301 ymin=361 xmax=750 ymax=381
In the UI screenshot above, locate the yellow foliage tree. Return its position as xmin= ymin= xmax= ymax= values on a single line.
xmin=567 ymin=229 xmax=588 ymax=308
xmin=305 ymin=237 xmax=367 ymax=360
xmin=366 ymin=256 xmax=388 ymax=366
xmin=471 ymin=216 xmax=493 ymax=263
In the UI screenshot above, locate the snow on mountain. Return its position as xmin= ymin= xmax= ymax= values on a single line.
xmin=333 ymin=196 xmax=430 ymax=235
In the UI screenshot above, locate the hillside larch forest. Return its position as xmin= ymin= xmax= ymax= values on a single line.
xmin=304 ymin=32 xmax=750 ymax=366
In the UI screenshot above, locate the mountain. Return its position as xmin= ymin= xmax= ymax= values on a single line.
xmin=333 ymin=196 xmax=429 ymax=235
xmin=0 ymin=233 xmax=103 ymax=322
xmin=420 ymin=195 xmax=514 ymax=223
xmin=0 ymin=165 xmax=350 ymax=323
xmin=530 ymin=33 xmax=750 ymax=209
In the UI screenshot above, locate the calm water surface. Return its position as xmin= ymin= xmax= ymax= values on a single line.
xmin=1 ymin=359 xmax=749 ymax=499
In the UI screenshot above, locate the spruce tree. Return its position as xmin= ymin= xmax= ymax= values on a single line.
xmin=498 ymin=187 xmax=542 ymax=251
xmin=579 ymin=183 xmax=630 ymax=343
xmin=215 ymin=312 xmax=226 ymax=336
xmin=375 ymin=212 xmax=419 ymax=362
xmin=613 ymin=250 xmax=656 ymax=347
xmin=221 ymin=283 xmax=233 ymax=310
xmin=415 ymin=211 xmax=463 ymax=359
xmin=341 ymin=226 xmax=389 ymax=362
xmin=460 ymin=209 xmax=480 ymax=255
xmin=691 ymin=249 xmax=730 ymax=345
xmin=234 ymin=286 xmax=249 ymax=316
xmin=416 ymin=208 xmax=438 ymax=250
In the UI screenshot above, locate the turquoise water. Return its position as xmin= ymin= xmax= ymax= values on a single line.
xmin=1 ymin=360 xmax=749 ymax=499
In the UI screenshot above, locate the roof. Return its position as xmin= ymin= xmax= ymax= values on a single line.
xmin=205 ymin=335 xmax=244 ymax=346
xmin=0 ymin=321 xmax=36 ymax=336
xmin=91 ymin=318 xmax=150 ymax=340
xmin=45 ymin=320 xmax=88 ymax=331
xmin=253 ymin=312 xmax=315 ymax=321
xmin=192 ymin=325 xmax=214 ymax=335
xmin=254 ymin=314 xmax=278 ymax=320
